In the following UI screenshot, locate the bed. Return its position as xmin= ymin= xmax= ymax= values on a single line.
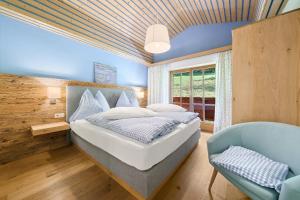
xmin=67 ymin=85 xmax=201 ymax=200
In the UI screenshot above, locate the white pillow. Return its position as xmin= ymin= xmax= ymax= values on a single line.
xmin=69 ymin=89 xmax=102 ymax=121
xmin=130 ymin=95 xmax=140 ymax=107
xmin=95 ymin=90 xmax=110 ymax=112
xmin=116 ymin=91 xmax=131 ymax=107
xmin=100 ymin=107 xmax=157 ymax=120
xmin=147 ymin=104 xmax=186 ymax=112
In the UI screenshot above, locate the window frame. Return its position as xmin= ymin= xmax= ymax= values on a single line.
xmin=169 ymin=64 xmax=216 ymax=122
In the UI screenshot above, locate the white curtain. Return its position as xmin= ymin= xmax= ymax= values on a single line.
xmin=147 ymin=65 xmax=169 ymax=105
xmin=148 ymin=54 xmax=218 ymax=105
xmin=213 ymin=50 xmax=232 ymax=133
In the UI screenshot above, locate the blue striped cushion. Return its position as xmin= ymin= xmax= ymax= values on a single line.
xmin=212 ymin=146 xmax=289 ymax=192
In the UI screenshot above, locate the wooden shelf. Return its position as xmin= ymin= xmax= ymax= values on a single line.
xmin=31 ymin=122 xmax=70 ymax=137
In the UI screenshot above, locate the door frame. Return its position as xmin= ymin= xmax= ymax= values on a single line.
xmin=169 ymin=64 xmax=216 ymax=125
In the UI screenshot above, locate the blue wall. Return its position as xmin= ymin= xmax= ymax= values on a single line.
xmin=0 ymin=15 xmax=148 ymax=87
xmin=154 ymin=22 xmax=248 ymax=62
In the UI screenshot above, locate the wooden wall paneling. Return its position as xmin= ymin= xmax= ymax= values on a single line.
xmin=134 ymin=87 xmax=148 ymax=108
xmin=0 ymin=74 xmax=148 ymax=164
xmin=0 ymin=74 xmax=68 ymax=164
xmin=232 ymin=10 xmax=300 ymax=126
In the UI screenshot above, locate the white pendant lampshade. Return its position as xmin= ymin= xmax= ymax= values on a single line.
xmin=144 ymin=24 xmax=170 ymax=54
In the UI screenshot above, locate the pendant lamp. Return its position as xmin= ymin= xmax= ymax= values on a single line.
xmin=144 ymin=12 xmax=170 ymax=54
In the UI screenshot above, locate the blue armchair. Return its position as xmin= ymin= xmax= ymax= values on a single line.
xmin=207 ymin=122 xmax=300 ymax=200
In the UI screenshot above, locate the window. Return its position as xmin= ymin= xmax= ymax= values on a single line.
xmin=170 ymin=65 xmax=216 ymax=121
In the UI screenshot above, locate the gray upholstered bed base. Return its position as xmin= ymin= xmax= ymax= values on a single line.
xmin=71 ymin=130 xmax=200 ymax=199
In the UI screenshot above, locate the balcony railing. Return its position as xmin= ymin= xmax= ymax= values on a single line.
xmin=172 ymin=97 xmax=215 ymax=121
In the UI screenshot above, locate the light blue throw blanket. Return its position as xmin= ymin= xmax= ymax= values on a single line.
xmin=156 ymin=112 xmax=199 ymax=123
xmin=212 ymin=146 xmax=289 ymax=192
xmin=86 ymin=114 xmax=180 ymax=144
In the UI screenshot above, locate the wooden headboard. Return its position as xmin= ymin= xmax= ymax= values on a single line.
xmin=0 ymin=74 xmax=147 ymax=164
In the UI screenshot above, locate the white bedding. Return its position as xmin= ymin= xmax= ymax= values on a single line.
xmin=70 ymin=118 xmax=200 ymax=171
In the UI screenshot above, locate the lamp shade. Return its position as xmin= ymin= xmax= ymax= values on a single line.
xmin=47 ymin=87 xmax=61 ymax=99
xmin=144 ymin=24 xmax=170 ymax=54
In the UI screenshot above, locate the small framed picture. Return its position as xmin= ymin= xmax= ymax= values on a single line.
xmin=94 ymin=62 xmax=117 ymax=84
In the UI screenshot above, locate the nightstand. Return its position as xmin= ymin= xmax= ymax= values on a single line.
xmin=31 ymin=122 xmax=70 ymax=137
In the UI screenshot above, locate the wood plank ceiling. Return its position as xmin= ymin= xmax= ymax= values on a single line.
xmin=0 ymin=0 xmax=287 ymax=65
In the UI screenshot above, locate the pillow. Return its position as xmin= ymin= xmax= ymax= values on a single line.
xmin=116 ymin=91 xmax=131 ymax=107
xmin=130 ymin=95 xmax=140 ymax=107
xmin=69 ymin=89 xmax=102 ymax=121
xmin=147 ymin=104 xmax=186 ymax=112
xmin=211 ymin=146 xmax=289 ymax=193
xmin=100 ymin=107 xmax=157 ymax=120
xmin=95 ymin=90 xmax=110 ymax=112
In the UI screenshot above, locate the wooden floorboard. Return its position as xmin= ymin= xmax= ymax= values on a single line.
xmin=0 ymin=133 xmax=250 ymax=200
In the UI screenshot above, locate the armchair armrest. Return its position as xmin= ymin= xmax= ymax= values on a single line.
xmin=279 ymin=175 xmax=300 ymax=200
xmin=207 ymin=125 xmax=242 ymax=161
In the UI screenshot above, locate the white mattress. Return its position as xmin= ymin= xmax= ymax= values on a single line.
xmin=70 ymin=118 xmax=200 ymax=171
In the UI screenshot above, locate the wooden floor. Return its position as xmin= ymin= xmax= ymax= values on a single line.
xmin=0 ymin=133 xmax=250 ymax=200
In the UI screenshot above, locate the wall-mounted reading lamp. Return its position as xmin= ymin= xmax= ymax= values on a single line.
xmin=47 ymin=87 xmax=61 ymax=104
xmin=132 ymin=87 xmax=145 ymax=99
xmin=136 ymin=90 xmax=145 ymax=99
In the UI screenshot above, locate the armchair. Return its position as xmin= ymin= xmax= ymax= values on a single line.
xmin=207 ymin=122 xmax=300 ymax=200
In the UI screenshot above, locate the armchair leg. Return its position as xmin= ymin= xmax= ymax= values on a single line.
xmin=208 ymin=168 xmax=218 ymax=192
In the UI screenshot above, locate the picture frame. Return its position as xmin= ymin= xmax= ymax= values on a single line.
xmin=94 ymin=62 xmax=117 ymax=84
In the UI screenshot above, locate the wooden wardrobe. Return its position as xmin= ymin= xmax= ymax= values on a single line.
xmin=232 ymin=9 xmax=300 ymax=126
